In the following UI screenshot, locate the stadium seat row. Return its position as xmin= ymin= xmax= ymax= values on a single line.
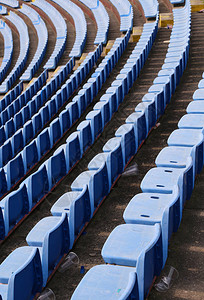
xmin=109 ymin=0 xmax=133 ymax=31
xmin=19 ymin=4 xmax=48 ymax=81
xmin=0 ymin=11 xmax=29 ymax=93
xmin=0 ymin=70 xmax=48 ymax=136
xmin=0 ymin=60 xmax=75 ymax=177
xmin=31 ymin=0 xmax=67 ymax=69
xmin=79 ymin=0 xmax=109 ymax=45
xmin=51 ymin=0 xmax=87 ymax=58
xmin=71 ymin=1 xmax=192 ymax=300
xmin=0 ymin=0 xmax=19 ymax=8
xmin=0 ymin=20 xmax=13 ymax=83
xmin=0 ymin=47 xmax=103 ymax=182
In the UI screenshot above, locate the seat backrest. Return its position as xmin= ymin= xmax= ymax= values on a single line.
xmin=7 ymin=247 xmax=43 ymax=300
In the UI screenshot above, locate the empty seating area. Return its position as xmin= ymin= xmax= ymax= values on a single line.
xmin=31 ymin=0 xmax=67 ymax=70
xmin=79 ymin=0 xmax=109 ymax=45
xmin=109 ymin=0 xmax=133 ymax=31
xmin=19 ymin=4 xmax=48 ymax=81
xmin=0 ymin=11 xmax=29 ymax=93
xmin=51 ymin=0 xmax=87 ymax=57
xmin=0 ymin=20 xmax=13 ymax=83
xmin=0 ymin=0 xmax=204 ymax=299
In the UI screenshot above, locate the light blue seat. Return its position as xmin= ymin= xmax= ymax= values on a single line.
xmin=115 ymin=124 xmax=136 ymax=166
xmin=0 ymin=184 xmax=29 ymax=236
xmin=111 ymin=80 xmax=124 ymax=104
xmin=103 ymin=137 xmax=124 ymax=188
xmin=11 ymin=129 xmax=24 ymax=156
xmin=126 ymin=111 xmax=147 ymax=150
xmin=178 ymin=114 xmax=204 ymax=131
xmin=14 ymin=111 xmax=23 ymax=131
xmin=167 ymin=129 xmax=204 ymax=174
xmin=26 ymin=214 xmax=69 ymax=286
xmin=116 ymin=74 xmax=128 ymax=95
xmin=49 ymin=118 xmax=62 ymax=147
xmin=153 ymin=76 xmax=171 ymax=105
xmin=21 ymin=164 xmax=49 ymax=210
xmin=66 ymin=102 xmax=79 ymax=125
xmin=45 ymin=147 xmax=67 ymax=189
xmin=141 ymin=163 xmax=192 ymax=219
xmin=86 ymin=110 xmax=102 ymax=142
xmin=186 ymin=100 xmax=204 ymax=114
xmin=39 ymin=106 xmax=49 ymax=126
xmin=22 ymin=120 xmax=34 ymax=145
xmin=123 ymin=189 xmax=180 ymax=267
xmin=6 ymin=154 xmax=24 ymax=190
xmin=0 ymin=169 xmax=7 ymax=199
xmin=71 ymin=166 xmax=108 ymax=217
xmin=5 ymin=119 xmax=15 ymax=139
xmin=0 ymin=140 xmax=12 ymax=168
xmin=137 ymin=101 xmax=156 ymax=133
xmin=158 ymin=69 xmax=175 ymax=94
xmin=100 ymin=94 xmax=117 ymax=118
xmin=22 ymin=140 xmax=39 ymax=173
xmin=0 ymin=127 xmax=5 ymax=146
xmin=71 ymin=264 xmax=139 ymax=300
xmin=73 ymin=94 xmax=86 ymax=116
xmin=65 ymin=132 xmax=81 ymax=170
xmin=59 ymin=109 xmax=70 ymax=135
xmin=51 ymin=187 xmax=91 ymax=248
xmin=88 ymin=153 xmax=109 ymax=194
xmin=148 ymin=85 xmax=165 ymax=118
xmin=156 ymin=146 xmax=194 ymax=191
xmin=93 ymin=100 xmax=110 ymax=129
xmin=193 ymin=89 xmax=204 ymax=101
xmin=48 ymin=96 xmax=57 ymax=118
xmin=0 ymin=247 xmax=43 ymax=300
xmin=36 ymin=128 xmax=51 ymax=158
xmin=77 ymin=121 xmax=92 ymax=153
xmin=32 ymin=113 xmax=42 ymax=135
xmin=101 ymin=223 xmax=162 ymax=299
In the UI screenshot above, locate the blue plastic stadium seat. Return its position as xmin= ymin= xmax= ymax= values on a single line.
xmin=45 ymin=147 xmax=67 ymax=189
xmin=103 ymin=137 xmax=124 ymax=188
xmin=101 ymin=223 xmax=162 ymax=299
xmin=71 ymin=264 xmax=138 ymax=300
xmin=0 ymin=169 xmax=7 ymax=199
xmin=148 ymin=85 xmax=165 ymax=118
xmin=22 ymin=105 xmax=31 ymax=124
xmin=36 ymin=128 xmax=51 ymax=158
xmin=11 ymin=129 xmax=24 ymax=156
xmin=32 ymin=113 xmax=42 ymax=135
xmin=71 ymin=165 xmax=108 ymax=216
xmin=77 ymin=121 xmax=92 ymax=153
xmin=59 ymin=109 xmax=70 ymax=135
xmin=51 ymin=187 xmax=91 ymax=248
xmin=193 ymin=89 xmax=204 ymax=101
xmin=26 ymin=214 xmax=69 ymax=286
xmin=5 ymin=119 xmax=15 ymax=139
xmin=126 ymin=111 xmax=147 ymax=150
xmin=14 ymin=111 xmax=23 ymax=131
xmin=136 ymin=101 xmax=156 ymax=133
xmin=93 ymin=100 xmax=110 ymax=129
xmin=49 ymin=119 xmax=62 ymax=147
xmin=66 ymin=102 xmax=79 ymax=125
xmin=0 ymin=184 xmax=29 ymax=236
xmin=86 ymin=110 xmax=103 ymax=142
xmin=39 ymin=106 xmax=49 ymax=126
xmin=0 ymin=247 xmax=43 ymax=300
xmin=65 ymin=132 xmax=81 ymax=170
xmin=0 ymin=127 xmax=6 ymax=146
xmin=6 ymin=154 xmax=24 ymax=190
xmin=187 ymin=100 xmax=204 ymax=114
xmin=23 ymin=120 xmax=34 ymax=145
xmin=22 ymin=140 xmax=39 ymax=173
xmin=0 ymin=140 xmax=12 ymax=167
xmin=21 ymin=165 xmax=49 ymax=210
xmin=72 ymin=95 xmax=86 ymax=116
xmin=123 ymin=189 xmax=181 ymax=267
xmin=115 ymin=124 xmax=136 ymax=165
xmin=48 ymin=96 xmax=57 ymax=118
xmin=167 ymin=129 xmax=204 ymax=174
xmin=140 ymin=163 xmax=192 ymax=219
